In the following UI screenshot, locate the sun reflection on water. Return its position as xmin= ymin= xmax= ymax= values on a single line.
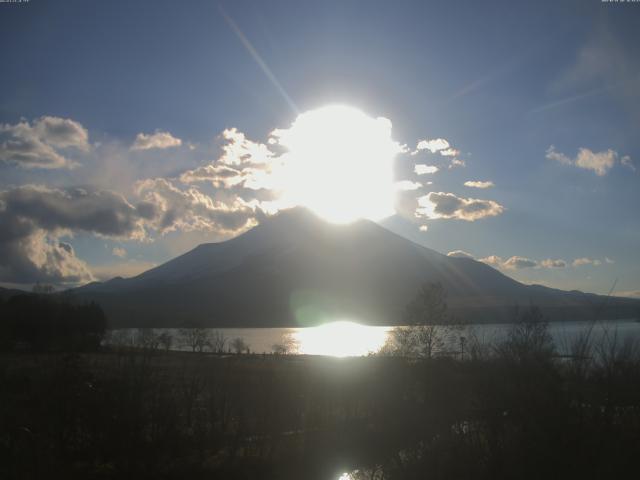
xmin=292 ymin=321 xmax=391 ymax=357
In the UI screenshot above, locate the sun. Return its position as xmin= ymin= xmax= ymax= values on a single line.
xmin=271 ymin=105 xmax=402 ymax=224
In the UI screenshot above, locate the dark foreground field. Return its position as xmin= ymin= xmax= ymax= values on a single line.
xmin=2 ymin=342 xmax=640 ymax=480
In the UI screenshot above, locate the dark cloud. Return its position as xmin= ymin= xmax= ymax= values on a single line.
xmin=0 ymin=185 xmax=159 ymax=283
xmin=0 ymin=116 xmax=89 ymax=169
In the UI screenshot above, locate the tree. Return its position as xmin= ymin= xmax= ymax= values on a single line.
xmin=496 ymin=305 xmax=555 ymax=363
xmin=32 ymin=283 xmax=55 ymax=294
xmin=179 ymin=325 xmax=211 ymax=353
xmin=135 ymin=328 xmax=160 ymax=351
xmin=231 ymin=337 xmax=248 ymax=354
xmin=209 ymin=330 xmax=227 ymax=353
xmin=158 ymin=331 xmax=173 ymax=352
xmin=272 ymin=334 xmax=297 ymax=355
xmin=384 ymin=282 xmax=455 ymax=359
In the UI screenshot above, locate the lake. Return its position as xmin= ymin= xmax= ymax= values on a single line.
xmin=107 ymin=319 xmax=640 ymax=357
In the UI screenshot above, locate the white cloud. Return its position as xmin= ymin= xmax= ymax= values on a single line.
xmin=464 ymin=180 xmax=494 ymax=189
xmin=418 ymin=225 xmax=428 ymax=232
xmin=416 ymin=192 xmax=504 ymax=221
xmin=479 ymin=255 xmax=504 ymax=268
xmin=447 ymin=250 xmax=474 ymax=259
xmin=614 ymin=290 xmax=640 ymax=299
xmin=546 ymin=145 xmax=617 ymax=176
xmin=414 ymin=164 xmax=439 ymax=175
xmin=112 ymin=247 xmax=127 ymax=258
xmin=503 ymin=256 xmax=538 ymax=270
xmin=572 ymin=257 xmax=602 ymax=267
xmin=395 ymin=180 xmax=422 ymax=191
xmin=621 ymin=155 xmax=635 ymax=171
xmin=541 ymin=258 xmax=567 ymax=268
xmin=416 ymin=138 xmax=449 ymax=153
xmin=131 ymin=130 xmax=182 ymax=151
xmin=0 ymin=116 xmax=89 ymax=169
xmin=605 ymin=257 xmax=615 ymax=264
xmin=134 ymin=177 xmax=259 ymax=236
xmin=449 ymin=158 xmax=466 ymax=169
xmin=480 ymin=255 xmax=561 ymax=270
xmin=440 ymin=148 xmax=460 ymax=157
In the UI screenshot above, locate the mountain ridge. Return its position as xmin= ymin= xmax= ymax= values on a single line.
xmin=70 ymin=208 xmax=640 ymax=327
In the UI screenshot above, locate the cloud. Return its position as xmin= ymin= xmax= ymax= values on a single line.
xmin=0 ymin=185 xmax=158 ymax=283
xmin=480 ymin=255 xmax=602 ymax=270
xmin=112 ymin=247 xmax=127 ymax=258
xmin=605 ymin=257 xmax=615 ymax=264
xmin=0 ymin=228 xmax=94 ymax=284
xmin=503 ymin=256 xmax=538 ymax=270
xmin=621 ymin=155 xmax=635 ymax=171
xmin=180 ymin=164 xmax=249 ymax=188
xmin=572 ymin=257 xmax=602 ymax=267
xmin=546 ymin=145 xmax=618 ymax=176
xmin=418 ymin=225 xmax=428 ymax=232
xmin=416 ymin=138 xmax=449 ymax=153
xmin=412 ymin=138 xmax=466 ymax=169
xmin=395 ymin=180 xmax=422 ymax=191
xmin=479 ymin=255 xmax=539 ymax=270
xmin=464 ymin=180 xmax=494 ymax=189
xmin=0 ymin=185 xmax=156 ymax=240
xmin=449 ymin=158 xmax=466 ymax=169
xmin=614 ymin=290 xmax=640 ymax=299
xmin=553 ymin=22 xmax=640 ymax=126
xmin=131 ymin=131 xmax=182 ymax=151
xmin=414 ymin=165 xmax=439 ymax=175
xmin=447 ymin=250 xmax=474 ymax=259
xmin=440 ymin=148 xmax=460 ymax=157
xmin=479 ymin=255 xmax=504 ymax=268
xmin=541 ymin=258 xmax=567 ymax=268
xmin=416 ymin=192 xmax=504 ymax=221
xmin=33 ymin=116 xmax=89 ymax=151
xmin=0 ymin=116 xmax=89 ymax=169
xmin=135 ymin=178 xmax=259 ymax=236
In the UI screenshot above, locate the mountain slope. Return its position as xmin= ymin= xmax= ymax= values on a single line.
xmin=71 ymin=208 xmax=640 ymax=327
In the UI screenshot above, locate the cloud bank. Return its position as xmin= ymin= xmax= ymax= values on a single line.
xmin=0 ymin=116 xmax=89 ymax=169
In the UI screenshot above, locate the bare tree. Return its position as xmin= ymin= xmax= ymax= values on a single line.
xmin=158 ymin=331 xmax=173 ymax=352
xmin=384 ymin=282 xmax=456 ymax=359
xmin=209 ymin=330 xmax=227 ymax=353
xmin=495 ymin=305 xmax=555 ymax=363
xmin=272 ymin=334 xmax=297 ymax=355
xmin=135 ymin=328 xmax=161 ymax=351
xmin=231 ymin=337 xmax=248 ymax=354
xmin=179 ymin=325 xmax=211 ymax=353
xmin=32 ymin=283 xmax=55 ymax=294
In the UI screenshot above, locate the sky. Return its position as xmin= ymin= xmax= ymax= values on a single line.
xmin=0 ymin=0 xmax=639 ymax=297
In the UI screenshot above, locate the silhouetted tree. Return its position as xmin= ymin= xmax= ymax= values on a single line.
xmin=32 ymin=282 xmax=55 ymax=294
xmin=1 ymin=294 xmax=106 ymax=351
xmin=179 ymin=325 xmax=211 ymax=353
xmin=158 ymin=331 xmax=173 ymax=352
xmin=231 ymin=337 xmax=248 ymax=354
xmin=209 ymin=330 xmax=227 ymax=353
xmin=496 ymin=305 xmax=555 ymax=363
xmin=384 ymin=282 xmax=456 ymax=358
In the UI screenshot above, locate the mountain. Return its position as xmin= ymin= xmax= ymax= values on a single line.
xmin=70 ymin=208 xmax=640 ymax=328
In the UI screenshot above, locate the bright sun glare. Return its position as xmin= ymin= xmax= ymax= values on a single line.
xmin=294 ymin=321 xmax=390 ymax=357
xmin=273 ymin=105 xmax=401 ymax=224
